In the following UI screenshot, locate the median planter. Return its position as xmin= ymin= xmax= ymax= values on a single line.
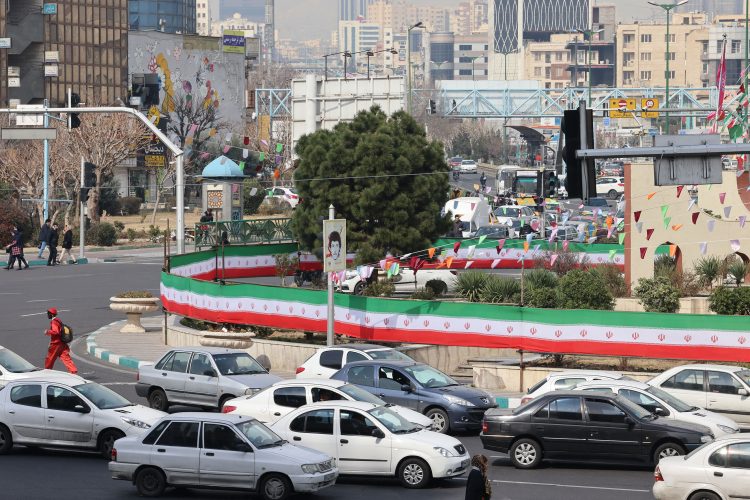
xmin=110 ymin=292 xmax=160 ymax=333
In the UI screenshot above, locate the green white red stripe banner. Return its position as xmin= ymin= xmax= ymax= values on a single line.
xmin=161 ymin=271 xmax=750 ymax=362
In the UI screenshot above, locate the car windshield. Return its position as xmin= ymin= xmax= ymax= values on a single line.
xmin=475 ymin=227 xmax=506 ymax=237
xmin=495 ymin=207 xmax=521 ymax=217
xmin=462 ymin=160 xmax=475 ymax=165
xmin=236 ymin=420 xmax=285 ymax=448
xmin=366 ymin=349 xmax=412 ymax=362
xmin=615 ymin=395 xmax=653 ymax=420
xmin=212 ymin=353 xmax=266 ymax=376
xmin=74 ymin=382 xmax=132 ymax=410
xmin=646 ymin=386 xmax=695 ymax=412
xmin=0 ymin=348 xmax=38 ymax=373
xmin=404 ymin=364 xmax=458 ymax=388
xmin=368 ymin=406 xmax=419 ymax=434
xmin=339 ymin=384 xmax=386 ymax=405
xmin=736 ymin=370 xmax=750 ymax=387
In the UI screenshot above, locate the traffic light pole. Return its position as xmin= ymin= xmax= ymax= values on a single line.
xmin=0 ymin=106 xmax=186 ymax=254
xmin=43 ymin=99 xmax=50 ymax=221
xmin=79 ymin=156 xmax=85 ymax=260
xmin=579 ymin=101 xmax=591 ymax=204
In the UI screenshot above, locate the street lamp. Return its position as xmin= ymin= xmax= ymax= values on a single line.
xmin=366 ymin=48 xmax=398 ymax=79
xmin=648 ymin=0 xmax=688 ymax=134
xmin=407 ymin=21 xmax=424 ymax=113
xmin=342 ymin=51 xmax=352 ymax=80
xmin=576 ymin=28 xmax=604 ymax=107
xmin=323 ymin=49 xmax=354 ymax=81
xmin=471 ymin=56 xmax=484 ymax=81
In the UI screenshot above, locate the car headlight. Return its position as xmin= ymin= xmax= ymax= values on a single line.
xmin=433 ymin=446 xmax=456 ymax=458
xmin=700 ymin=435 xmax=714 ymax=443
xmin=301 ymin=464 xmax=319 ymax=474
xmin=445 ymin=395 xmax=475 ymax=407
xmin=121 ymin=417 xmax=151 ymax=430
xmin=244 ymin=388 xmax=262 ymax=396
xmin=717 ymin=424 xmax=738 ymax=434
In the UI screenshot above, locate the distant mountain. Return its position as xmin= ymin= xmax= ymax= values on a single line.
xmin=221 ymin=0 xmax=266 ymax=21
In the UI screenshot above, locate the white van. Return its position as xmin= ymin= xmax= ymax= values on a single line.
xmin=444 ymin=196 xmax=491 ymax=237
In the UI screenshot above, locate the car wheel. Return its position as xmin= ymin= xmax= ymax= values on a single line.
xmin=398 ymin=457 xmax=432 ymax=488
xmin=135 ymin=466 xmax=167 ymax=497
xmin=653 ymin=442 xmax=686 ymax=464
xmin=98 ymin=429 xmax=125 ymax=459
xmin=688 ymin=491 xmax=721 ymax=500
xmin=607 ymin=189 xmax=618 ymax=199
xmin=260 ymin=473 xmax=292 ymax=500
xmin=353 ymin=281 xmax=366 ymax=295
xmin=0 ymin=424 xmax=12 ymax=455
xmin=509 ymin=438 xmax=542 ymax=469
xmin=425 ymin=407 xmax=450 ymax=434
xmin=148 ymin=388 xmax=169 ymax=411
xmin=219 ymin=394 xmax=235 ymax=411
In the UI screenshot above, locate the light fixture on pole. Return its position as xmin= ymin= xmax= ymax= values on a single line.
xmin=365 ymin=47 xmax=398 ymax=79
xmin=322 ymin=49 xmax=354 ymax=81
xmin=343 ymin=51 xmax=352 ymax=80
xmin=648 ymin=0 xmax=688 ymax=134
xmin=576 ymin=27 xmax=604 ymax=107
xmin=407 ymin=21 xmax=424 ymax=113
xmin=471 ymin=55 xmax=484 ymax=81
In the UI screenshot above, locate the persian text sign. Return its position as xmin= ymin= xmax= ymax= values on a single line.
xmin=222 ymin=30 xmax=246 ymax=54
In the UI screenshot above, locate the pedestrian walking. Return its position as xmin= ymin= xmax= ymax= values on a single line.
xmin=59 ymin=225 xmax=77 ymax=265
xmin=480 ymin=172 xmax=487 ymax=190
xmin=465 ymin=454 xmax=491 ymax=500
xmin=44 ymin=308 xmax=77 ymax=374
xmin=37 ymin=219 xmax=51 ymax=259
xmin=46 ymin=223 xmax=59 ymax=266
xmin=5 ymin=224 xmax=29 ymax=270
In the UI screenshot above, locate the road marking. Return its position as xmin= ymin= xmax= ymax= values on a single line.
xmin=101 ymin=382 xmax=136 ymax=386
xmin=20 ymin=309 xmax=70 ymax=317
xmin=0 ymin=292 xmax=21 ymax=295
xmin=27 ymin=299 xmax=53 ymax=303
xmin=490 ymin=480 xmax=650 ymax=493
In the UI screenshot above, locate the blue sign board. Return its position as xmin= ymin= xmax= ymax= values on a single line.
xmin=603 ymin=117 xmax=611 ymax=127
xmin=648 ymin=128 xmax=659 ymax=137
xmin=42 ymin=3 xmax=57 ymax=14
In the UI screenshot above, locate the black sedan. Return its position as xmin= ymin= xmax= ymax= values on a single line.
xmin=480 ymin=391 xmax=713 ymax=469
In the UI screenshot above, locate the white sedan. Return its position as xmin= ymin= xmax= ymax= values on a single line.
xmin=0 ymin=345 xmax=85 ymax=387
xmin=0 ymin=378 xmax=165 ymax=457
xmin=110 ymin=413 xmax=337 ymax=499
xmin=222 ymin=378 xmax=433 ymax=429
xmin=653 ymin=435 xmax=750 ymax=500
xmin=267 ymin=187 xmax=300 ymax=208
xmin=271 ymin=401 xmax=470 ymax=488
xmin=595 ymin=176 xmax=625 ymax=199
xmin=459 ymin=160 xmax=478 ymax=173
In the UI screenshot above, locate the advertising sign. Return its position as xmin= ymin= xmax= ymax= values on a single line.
xmin=323 ymin=219 xmax=346 ymax=273
xmin=42 ymin=3 xmax=57 ymax=14
xmin=608 ymin=98 xmax=636 ymax=119
xmin=137 ymin=136 xmax=167 ymax=168
xmin=222 ymin=30 xmax=246 ymax=54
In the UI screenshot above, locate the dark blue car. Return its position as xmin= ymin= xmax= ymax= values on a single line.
xmin=331 ymin=360 xmax=496 ymax=434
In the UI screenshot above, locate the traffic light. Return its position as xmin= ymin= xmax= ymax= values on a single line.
xmin=68 ymin=91 xmax=81 ymax=129
xmin=428 ymin=99 xmax=437 ymax=115
xmin=560 ymin=108 xmax=596 ymax=201
xmin=81 ymin=162 xmax=96 ymax=201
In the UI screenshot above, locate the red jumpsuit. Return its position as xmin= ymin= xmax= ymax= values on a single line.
xmin=45 ymin=317 xmax=78 ymax=374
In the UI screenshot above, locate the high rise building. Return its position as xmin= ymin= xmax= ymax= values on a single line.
xmin=674 ymin=0 xmax=743 ymax=15
xmin=339 ymin=0 xmax=372 ymax=21
xmin=452 ymin=1 xmax=488 ymax=36
xmin=0 ymin=0 xmax=128 ymax=107
xmin=129 ymin=0 xmax=197 ymax=34
xmin=453 ymin=35 xmax=489 ymax=80
xmin=338 ymin=20 xmax=381 ymax=72
xmin=196 ymin=0 xmax=219 ymax=36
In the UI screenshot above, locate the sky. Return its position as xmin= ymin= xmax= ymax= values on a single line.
xmin=221 ymin=0 xmax=662 ymax=41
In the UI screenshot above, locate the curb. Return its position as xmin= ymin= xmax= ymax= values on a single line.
xmin=2 ymin=258 xmax=89 ymax=267
xmin=86 ymin=321 xmax=150 ymax=370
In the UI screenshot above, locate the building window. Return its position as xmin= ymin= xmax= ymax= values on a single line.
xmin=640 ymin=34 xmax=652 ymax=43
xmin=665 ymin=70 xmax=675 ymax=79
xmin=534 ymin=67 xmax=541 ymax=76
xmin=556 ymin=52 xmax=562 ymax=61
xmin=534 ymin=53 xmax=541 ymax=61
xmin=640 ymin=71 xmax=651 ymax=80
xmin=545 ymin=67 xmax=551 ymax=78
xmin=732 ymin=40 xmax=741 ymax=53
xmin=458 ymin=44 xmax=472 ymax=50
xmin=664 ymin=34 xmax=676 ymax=43
xmin=640 ymin=53 xmax=651 ymax=61
xmin=623 ymin=71 xmax=635 ymax=83
xmin=717 ymin=40 xmax=724 ymax=53
xmin=458 ymin=56 xmax=473 ymax=63
xmin=458 ymin=69 xmax=472 ymax=75
xmin=623 ymin=34 xmax=635 ymax=44
xmin=545 ymin=53 xmax=551 ymax=63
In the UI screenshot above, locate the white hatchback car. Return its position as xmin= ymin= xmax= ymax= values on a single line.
xmin=595 ymin=176 xmax=625 ymax=199
xmin=109 ymin=413 xmax=337 ymax=499
xmin=575 ymin=379 xmax=740 ymax=436
xmin=271 ymin=401 xmax=470 ymax=488
xmin=0 ymin=378 xmax=165 ymax=458
xmin=222 ymin=379 xmax=433 ymax=429
xmin=0 ymin=345 xmax=85 ymax=387
xmin=295 ymin=344 xmax=414 ymax=379
xmin=653 ymin=435 xmax=750 ymax=500
xmin=522 ymin=370 xmax=631 ymax=404
xmin=267 ymin=187 xmax=300 ymax=208
xmin=648 ymin=364 xmax=750 ymax=430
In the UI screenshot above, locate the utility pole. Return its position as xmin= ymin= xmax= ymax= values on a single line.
xmin=326 ymin=204 xmax=335 ymax=346
xmin=79 ymin=157 xmax=85 ymax=260
xmin=407 ymin=21 xmax=424 ymax=113
xmin=43 ymin=99 xmax=50 ymax=221
xmin=576 ymin=28 xmax=604 ymax=107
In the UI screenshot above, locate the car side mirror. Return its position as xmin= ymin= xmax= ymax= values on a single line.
xmin=204 ymin=369 xmax=217 ymax=377
xmin=372 ymin=428 xmax=385 ymax=439
xmin=654 ymin=407 xmax=668 ymax=417
xmin=74 ymin=404 xmax=90 ymax=414
xmin=624 ymin=416 xmax=634 ymax=426
xmin=739 ymin=388 xmax=748 ymax=396
xmin=401 ymin=384 xmax=412 ymax=393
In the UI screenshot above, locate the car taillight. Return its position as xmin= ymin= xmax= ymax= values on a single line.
xmin=654 ymin=465 xmax=663 ymax=482
xmin=111 ymin=448 xmax=117 ymax=461
xmin=481 ymin=421 xmax=488 ymax=433
xmin=290 ymin=194 xmax=298 ymax=199
xmin=222 ymin=405 xmax=237 ymax=414
xmin=617 ymin=183 xmax=624 ymax=186
xmin=296 ymin=367 xmax=305 ymax=374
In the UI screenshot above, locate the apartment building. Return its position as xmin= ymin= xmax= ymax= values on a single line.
xmin=524 ymin=34 xmax=576 ymax=89
xmin=453 ymin=34 xmax=489 ymax=80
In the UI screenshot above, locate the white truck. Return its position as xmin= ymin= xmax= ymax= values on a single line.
xmin=444 ymin=196 xmax=491 ymax=238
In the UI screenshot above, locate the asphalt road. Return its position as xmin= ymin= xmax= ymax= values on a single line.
xmin=0 ymin=252 xmax=655 ymax=500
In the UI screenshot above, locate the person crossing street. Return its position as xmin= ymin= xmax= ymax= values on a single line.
xmin=44 ymin=308 xmax=77 ymax=374
xmin=46 ymin=223 xmax=59 ymax=266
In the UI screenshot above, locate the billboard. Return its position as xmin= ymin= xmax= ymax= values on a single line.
xmin=223 ymin=30 xmax=246 ymax=53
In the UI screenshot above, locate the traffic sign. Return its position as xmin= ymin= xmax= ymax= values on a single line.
xmin=608 ymin=98 xmax=636 ymax=119
xmin=641 ymin=98 xmax=659 ymax=118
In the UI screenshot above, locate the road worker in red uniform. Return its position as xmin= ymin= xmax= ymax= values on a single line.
xmin=44 ymin=308 xmax=78 ymax=374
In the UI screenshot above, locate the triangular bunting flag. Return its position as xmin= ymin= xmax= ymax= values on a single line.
xmin=740 ymin=215 xmax=747 ymax=228
xmin=550 ymin=254 xmax=558 ymax=267
xmin=640 ymin=247 xmax=648 ymax=259
xmin=634 ymin=211 xmax=642 ymax=223
xmin=496 ymin=239 xmax=505 ymax=254
xmin=731 ymin=240 xmax=741 ymax=252
xmin=636 ymin=221 xmax=643 ymax=233
xmin=676 ymin=185 xmax=684 ymax=198
xmin=687 ymin=198 xmax=697 ymax=211
xmin=700 ymin=242 xmax=708 ymax=255
xmin=671 ymin=224 xmax=683 ymax=231
xmin=691 ymin=212 xmax=700 ymax=224
xmin=618 ymin=233 xmax=626 ymax=245
xmin=663 ymin=216 xmax=672 ymax=229
xmin=453 ymin=242 xmax=461 ymax=254
xmin=464 ymin=261 xmax=473 ymax=269
xmin=523 ymin=241 xmax=529 ymax=253
xmin=719 ymin=192 xmax=726 ymax=204
xmin=562 ymin=240 xmax=569 ymax=251
xmin=609 ymin=249 xmax=617 ymax=261
xmin=669 ymin=244 xmax=677 ymax=257
xmin=661 ymin=205 xmax=669 ymax=218
xmin=428 ymin=247 xmax=436 ymax=259
xmin=491 ymin=259 xmax=501 ymax=269
xmin=646 ymin=228 xmax=654 ymax=240
xmin=444 ymin=257 xmax=454 ymax=268
xmin=707 ymin=219 xmax=715 ymax=232
xmin=477 ymin=235 xmax=487 ymax=245
xmin=724 ymin=206 xmax=732 ymax=218
xmin=647 ymin=192 xmax=656 ymax=200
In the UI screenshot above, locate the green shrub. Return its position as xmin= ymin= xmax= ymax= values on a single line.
xmin=148 ymin=225 xmax=163 ymax=242
xmin=362 ymin=280 xmax=395 ymax=297
xmin=735 ymin=287 xmax=750 ymax=315
xmin=670 ymin=270 xmax=702 ymax=297
xmin=86 ymin=222 xmax=118 ymax=246
xmin=525 ymin=268 xmax=558 ymax=290
xmin=113 ymin=220 xmax=125 ymax=232
xmin=411 ymin=287 xmax=436 ymax=300
xmin=455 ymin=271 xmax=490 ymax=302
xmin=526 ymin=287 xmax=559 ymax=308
xmin=479 ymin=275 xmax=520 ymax=304
xmin=634 ymin=276 xmax=681 ymax=313
xmin=243 ymin=179 xmax=267 ymax=215
xmin=727 ymin=259 xmax=748 ymax=286
xmin=125 ymin=228 xmax=137 ymax=242
xmin=116 ymin=290 xmax=154 ymax=299
xmin=424 ymin=279 xmax=448 ymax=297
xmin=118 ymin=196 xmax=142 ymax=215
xmin=695 ymin=256 xmax=722 ymax=289
xmin=653 ymin=255 xmax=677 ymax=279
xmin=546 ymin=250 xmax=590 ymax=276
xmin=709 ymin=286 xmax=737 ymax=315
xmin=557 ymin=270 xmax=614 ymax=310
xmin=592 ymin=264 xmax=629 ymax=298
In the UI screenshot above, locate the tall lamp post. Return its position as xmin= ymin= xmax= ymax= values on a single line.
xmin=366 ymin=48 xmax=398 ymax=79
xmin=323 ymin=49 xmax=354 ymax=80
xmin=471 ymin=55 xmax=484 ymax=81
xmin=407 ymin=21 xmax=424 ymax=113
xmin=576 ymin=28 xmax=604 ymax=107
xmin=648 ymin=1 xmax=688 ymax=134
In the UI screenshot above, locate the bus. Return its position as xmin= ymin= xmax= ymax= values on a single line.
xmin=495 ymin=165 xmax=559 ymax=202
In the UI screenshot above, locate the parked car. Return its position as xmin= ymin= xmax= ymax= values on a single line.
xmin=459 ymin=159 xmax=478 ymax=173
xmin=473 ymin=224 xmax=510 ymax=240
xmin=338 ymin=268 xmax=455 ymax=296
xmin=109 ymin=412 xmax=337 ymax=499
xmin=449 ymin=157 xmax=463 ymax=169
xmin=0 ymin=345 xmax=85 ymax=387
xmin=331 ymin=360 xmax=496 ymax=434
xmin=0 ymin=377 xmax=165 ymax=458
xmin=648 ymin=364 xmax=750 ymax=430
xmin=221 ymin=378 xmax=433 ymax=429
xmin=295 ymin=344 xmax=414 ymax=379
xmin=136 ymin=347 xmax=282 ymax=411
xmin=271 ymin=401 xmax=470 ymax=488
xmin=521 ymin=370 xmax=631 ymax=404
xmin=575 ymin=379 xmax=740 ymax=436
xmin=493 ymin=205 xmax=536 ymax=223
xmin=481 ymin=391 xmax=714 ymax=469
xmin=653 ymin=435 xmax=750 ymax=500
xmin=266 ymin=186 xmax=300 ymax=208
xmin=596 ymin=176 xmax=625 ymax=199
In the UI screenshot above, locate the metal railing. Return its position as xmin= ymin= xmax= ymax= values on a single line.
xmin=194 ymin=218 xmax=294 ymax=249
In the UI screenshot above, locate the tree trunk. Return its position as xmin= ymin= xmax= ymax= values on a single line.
xmin=87 ymin=187 xmax=101 ymax=224
xmin=151 ymin=188 xmax=162 ymax=224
